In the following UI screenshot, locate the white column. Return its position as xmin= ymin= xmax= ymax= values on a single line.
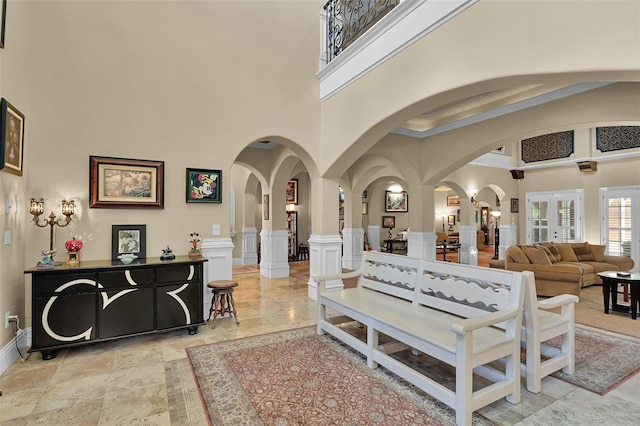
xmin=259 ymin=229 xmax=290 ymax=278
xmin=457 ymin=225 xmax=478 ymax=266
xmin=307 ymin=234 xmax=343 ymax=300
xmin=498 ymin=224 xmax=517 ymax=260
xmin=241 ymin=227 xmax=258 ymax=265
xmin=407 ymin=231 xmax=436 ymax=260
xmin=342 ymin=227 xmax=363 ymax=270
xmin=201 ymin=237 xmax=234 ymax=320
xmin=367 ymin=225 xmax=381 ymax=251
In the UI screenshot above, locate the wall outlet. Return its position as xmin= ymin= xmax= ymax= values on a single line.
xmin=212 ymin=224 xmax=221 ymax=236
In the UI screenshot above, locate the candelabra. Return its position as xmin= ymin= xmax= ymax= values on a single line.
xmin=30 ymin=198 xmax=75 ymax=264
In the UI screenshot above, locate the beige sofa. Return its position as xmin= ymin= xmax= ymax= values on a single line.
xmin=505 ymin=242 xmax=634 ymax=297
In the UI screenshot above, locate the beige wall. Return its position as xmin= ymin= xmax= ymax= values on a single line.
xmin=0 ymin=1 xmax=32 ymax=352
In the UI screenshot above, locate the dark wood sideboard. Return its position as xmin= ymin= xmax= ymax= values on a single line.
xmin=25 ymin=256 xmax=207 ymax=360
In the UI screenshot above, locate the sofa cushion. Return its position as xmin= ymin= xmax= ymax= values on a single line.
xmin=522 ymin=246 xmax=551 ymax=265
xmin=589 ymin=244 xmax=606 ymax=262
xmin=556 ymin=244 xmax=578 ymax=262
xmin=572 ymin=243 xmax=594 ymax=261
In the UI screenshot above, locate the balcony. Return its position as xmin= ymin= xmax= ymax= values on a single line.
xmin=318 ymin=0 xmax=477 ymax=100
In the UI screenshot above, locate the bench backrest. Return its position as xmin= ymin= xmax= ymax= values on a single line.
xmin=358 ymin=251 xmax=422 ymax=303
xmin=416 ymin=260 xmax=527 ymax=330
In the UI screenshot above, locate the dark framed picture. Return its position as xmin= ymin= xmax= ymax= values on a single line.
xmin=510 ymin=197 xmax=519 ymax=213
xmin=112 ymin=224 xmax=146 ymax=259
xmin=382 ymin=215 xmax=395 ymax=229
xmin=448 ymin=215 xmax=456 ymax=226
xmin=446 ymin=195 xmax=460 ymax=207
xmin=1 ymin=98 xmax=25 ymax=176
xmin=90 ymin=156 xmax=164 ymax=209
xmin=286 ymin=179 xmax=298 ymax=204
xmin=339 ymin=189 xmax=345 ymax=212
xmin=186 ymin=168 xmax=222 ymax=203
xmin=362 ymin=202 xmax=368 ymax=215
xmin=263 ymin=194 xmax=269 ymax=220
xmin=385 ymin=191 xmax=408 ymax=212
xmin=0 ymin=0 xmax=6 ymax=49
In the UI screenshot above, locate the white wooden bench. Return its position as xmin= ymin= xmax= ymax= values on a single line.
xmin=521 ymin=277 xmax=578 ymax=393
xmin=315 ymin=251 xmax=530 ymax=426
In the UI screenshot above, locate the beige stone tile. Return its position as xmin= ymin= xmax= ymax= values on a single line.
xmin=99 ymin=382 xmax=168 ymax=425
xmin=32 ymin=373 xmax=109 ymax=413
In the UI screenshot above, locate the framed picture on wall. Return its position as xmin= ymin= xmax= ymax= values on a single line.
xmin=448 ymin=215 xmax=456 ymax=226
xmin=90 ymin=156 xmax=164 ymax=208
xmin=1 ymin=98 xmax=25 ymax=176
xmin=286 ymin=179 xmax=298 ymax=204
xmin=382 ymin=215 xmax=395 ymax=229
xmin=362 ymin=202 xmax=368 ymax=215
xmin=446 ymin=195 xmax=460 ymax=207
xmin=186 ymin=168 xmax=222 ymax=203
xmin=510 ymin=197 xmax=519 ymax=213
xmin=385 ymin=191 xmax=408 ymax=212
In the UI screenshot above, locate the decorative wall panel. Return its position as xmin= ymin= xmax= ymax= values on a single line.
xmin=596 ymin=126 xmax=640 ymax=152
xmin=521 ymin=131 xmax=574 ymax=163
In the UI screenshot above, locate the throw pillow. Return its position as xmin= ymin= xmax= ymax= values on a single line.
xmin=540 ymin=243 xmax=561 ymax=262
xmin=556 ymin=243 xmax=578 ymax=262
xmin=508 ymin=246 xmax=531 ymax=264
xmin=572 ymin=243 xmax=594 ymax=261
xmin=522 ymin=246 xmax=552 ymax=265
xmin=538 ymin=245 xmax=558 ymax=264
xmin=588 ymin=244 xmax=606 ymax=262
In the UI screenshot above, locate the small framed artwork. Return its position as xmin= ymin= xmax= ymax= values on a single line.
xmin=446 ymin=195 xmax=460 ymax=207
xmin=385 ymin=191 xmax=408 ymax=212
xmin=66 ymin=252 xmax=79 ymax=265
xmin=382 ymin=215 xmax=395 ymax=229
xmin=286 ymin=179 xmax=298 ymax=205
xmin=339 ymin=189 xmax=345 ymax=212
xmin=263 ymin=194 xmax=269 ymax=220
xmin=510 ymin=198 xmax=519 ymax=213
xmin=186 ymin=168 xmax=222 ymax=203
xmin=362 ymin=202 xmax=368 ymax=215
xmin=90 ymin=156 xmax=164 ymax=208
xmin=448 ymin=215 xmax=456 ymax=226
xmin=0 ymin=98 xmax=25 ymax=176
xmin=112 ymin=224 xmax=147 ymax=260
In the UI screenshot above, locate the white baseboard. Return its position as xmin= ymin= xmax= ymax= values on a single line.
xmin=0 ymin=327 xmax=31 ymax=376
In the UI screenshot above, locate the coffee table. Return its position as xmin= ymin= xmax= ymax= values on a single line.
xmin=598 ymin=271 xmax=640 ymax=319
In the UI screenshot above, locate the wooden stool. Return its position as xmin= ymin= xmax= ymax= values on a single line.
xmin=298 ymin=244 xmax=309 ymax=260
xmin=207 ymin=280 xmax=239 ymax=329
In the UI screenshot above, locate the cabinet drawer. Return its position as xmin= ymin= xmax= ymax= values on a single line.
xmin=156 ymin=264 xmax=200 ymax=283
xmin=34 ymin=273 xmax=97 ymax=296
xmin=98 ymin=268 xmax=154 ymax=289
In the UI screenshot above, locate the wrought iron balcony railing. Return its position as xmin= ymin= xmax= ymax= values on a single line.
xmin=323 ymin=0 xmax=399 ymax=64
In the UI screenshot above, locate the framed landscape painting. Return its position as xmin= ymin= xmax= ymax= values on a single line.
xmin=385 ymin=191 xmax=408 ymax=212
xmin=90 ymin=156 xmax=164 ymax=209
xmin=186 ymin=168 xmax=222 ymax=203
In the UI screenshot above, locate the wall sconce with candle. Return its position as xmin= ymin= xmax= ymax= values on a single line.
xmin=490 ymin=210 xmax=501 ymax=260
xmin=30 ymin=198 xmax=75 ymax=264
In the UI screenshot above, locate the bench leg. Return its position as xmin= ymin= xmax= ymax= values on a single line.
xmin=317 ymin=303 xmax=326 ymax=335
xmin=505 ymin=345 xmax=521 ymax=404
xmin=456 ymin=339 xmax=473 ymax=426
xmin=367 ymin=326 xmax=379 ymax=369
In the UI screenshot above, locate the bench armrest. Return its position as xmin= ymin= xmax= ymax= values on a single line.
xmin=451 ymin=305 xmax=520 ymax=335
xmin=313 ymin=269 xmax=362 ymax=283
xmin=537 ymin=294 xmax=579 ymax=310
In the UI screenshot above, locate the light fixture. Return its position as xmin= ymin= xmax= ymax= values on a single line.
xmin=490 ymin=210 xmax=501 ymax=260
xmin=286 ymin=203 xmax=296 ymax=212
xmin=470 ymin=193 xmax=477 ymax=204
xmin=30 ymin=198 xmax=75 ymax=264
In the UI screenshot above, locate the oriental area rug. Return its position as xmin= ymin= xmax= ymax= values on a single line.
xmin=186 ymin=326 xmax=640 ymax=425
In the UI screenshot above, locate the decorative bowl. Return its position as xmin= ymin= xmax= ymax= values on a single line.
xmin=118 ymin=254 xmax=138 ymax=265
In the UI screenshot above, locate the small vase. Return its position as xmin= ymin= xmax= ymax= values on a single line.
xmin=65 ymin=238 xmax=83 ymax=253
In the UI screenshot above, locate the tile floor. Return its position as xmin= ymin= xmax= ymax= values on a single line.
xmin=1 ymin=259 xmax=639 ymax=425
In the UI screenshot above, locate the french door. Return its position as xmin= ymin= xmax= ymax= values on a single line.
xmin=526 ymin=190 xmax=584 ymax=244
xmin=600 ymin=186 xmax=639 ymax=270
